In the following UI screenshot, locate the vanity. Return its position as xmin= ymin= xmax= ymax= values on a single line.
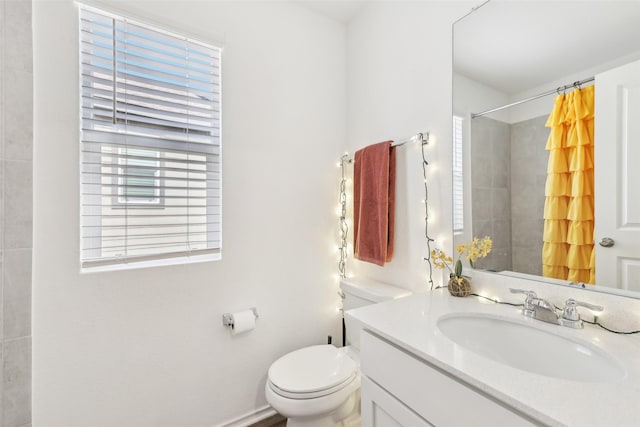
xmin=346 ymin=277 xmax=640 ymax=427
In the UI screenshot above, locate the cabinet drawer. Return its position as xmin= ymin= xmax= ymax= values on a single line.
xmin=361 ymin=331 xmax=537 ymax=427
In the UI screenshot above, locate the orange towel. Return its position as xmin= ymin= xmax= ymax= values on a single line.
xmin=353 ymin=140 xmax=396 ymax=266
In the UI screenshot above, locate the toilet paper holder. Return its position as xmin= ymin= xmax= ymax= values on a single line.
xmin=222 ymin=308 xmax=258 ymax=328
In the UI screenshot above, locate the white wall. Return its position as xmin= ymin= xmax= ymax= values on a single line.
xmin=453 ymin=72 xmax=510 ymax=122
xmin=32 ymin=1 xmax=346 ymax=426
xmin=346 ymin=1 xmax=472 ymax=292
xmin=460 ymin=50 xmax=640 ymax=125
xmin=505 ymin=49 xmax=640 ymax=124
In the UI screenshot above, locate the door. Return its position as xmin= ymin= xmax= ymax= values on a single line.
xmin=361 ymin=376 xmax=433 ymax=427
xmin=595 ymin=59 xmax=640 ymax=291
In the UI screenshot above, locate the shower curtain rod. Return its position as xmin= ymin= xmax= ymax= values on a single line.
xmin=471 ymin=76 xmax=595 ymax=119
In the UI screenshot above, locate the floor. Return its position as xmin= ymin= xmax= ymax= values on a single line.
xmin=249 ymin=413 xmax=287 ymax=427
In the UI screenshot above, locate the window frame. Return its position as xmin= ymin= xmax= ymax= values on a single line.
xmin=79 ymin=4 xmax=222 ymax=271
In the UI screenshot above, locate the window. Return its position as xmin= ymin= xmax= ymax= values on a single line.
xmin=452 ymin=115 xmax=464 ymax=235
xmin=117 ymin=148 xmax=161 ymax=205
xmin=80 ymin=6 xmax=222 ymax=269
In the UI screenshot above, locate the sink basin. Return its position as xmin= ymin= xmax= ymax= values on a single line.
xmin=437 ymin=313 xmax=626 ymax=383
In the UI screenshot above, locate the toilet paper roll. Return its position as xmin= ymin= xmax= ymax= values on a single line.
xmin=231 ymin=309 xmax=256 ymax=335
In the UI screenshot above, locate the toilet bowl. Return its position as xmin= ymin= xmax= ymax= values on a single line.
xmin=265 ymin=345 xmax=360 ymax=427
xmin=265 ymin=278 xmax=411 ymax=426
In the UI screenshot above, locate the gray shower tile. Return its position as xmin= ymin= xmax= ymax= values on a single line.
xmin=509 ymin=174 xmax=529 ymax=200
xmin=470 ymin=159 xmax=491 ymax=188
xmin=513 ymin=242 xmax=544 ymax=276
xmin=3 ymin=337 xmax=31 ymax=427
xmin=3 ymin=250 xmax=31 ymax=340
xmin=537 ymin=147 xmax=550 ymax=172
xmin=514 ymin=153 xmax=539 ymax=183
xmin=492 ymin=219 xmax=512 ymax=251
xmin=491 ymin=188 xmax=510 ymax=221
xmin=512 ymin=219 xmax=543 ymax=247
xmin=4 ymin=161 xmax=32 ymax=250
xmin=0 ymin=252 xmax=3 ymax=342
xmin=491 ymin=154 xmax=510 ymax=189
xmin=511 ymin=134 xmax=537 ymax=161
xmin=483 ymin=248 xmax=512 ymax=272
xmin=472 ymin=188 xmax=492 ymax=220
xmin=0 ymin=0 xmax=4 ymax=158
xmin=470 ymin=118 xmax=492 ymax=159
xmin=0 ymin=161 xmax=4 ymax=245
xmin=511 ymin=185 xmax=540 ymax=220
xmin=472 ymin=219 xmax=491 ymax=240
xmin=3 ymin=69 xmax=33 ymax=162
xmin=4 ymin=0 xmax=32 ymax=73
xmin=492 ymin=121 xmax=511 ymax=153
xmin=474 ymin=245 xmax=510 ymax=272
xmin=531 ymin=191 xmax=546 ymax=218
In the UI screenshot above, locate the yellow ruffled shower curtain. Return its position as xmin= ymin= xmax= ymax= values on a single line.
xmin=542 ymin=85 xmax=595 ymax=284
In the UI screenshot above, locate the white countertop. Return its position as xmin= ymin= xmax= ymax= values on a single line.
xmin=345 ymin=289 xmax=640 ymax=427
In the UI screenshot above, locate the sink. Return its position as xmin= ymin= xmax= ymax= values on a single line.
xmin=437 ymin=313 xmax=626 ymax=383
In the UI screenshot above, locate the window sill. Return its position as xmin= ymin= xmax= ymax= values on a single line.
xmin=81 ymin=252 xmax=221 ymax=273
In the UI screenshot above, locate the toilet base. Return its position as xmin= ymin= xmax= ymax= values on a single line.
xmin=285 ymin=389 xmax=360 ymax=427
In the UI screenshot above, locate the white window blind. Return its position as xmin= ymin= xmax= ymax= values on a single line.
xmin=80 ymin=6 xmax=222 ymax=269
xmin=452 ymin=115 xmax=464 ymax=235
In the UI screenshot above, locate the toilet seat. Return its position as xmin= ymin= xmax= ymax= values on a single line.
xmin=268 ymin=345 xmax=358 ymax=399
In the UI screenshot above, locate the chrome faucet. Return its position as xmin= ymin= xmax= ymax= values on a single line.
xmin=559 ymin=298 xmax=604 ymax=329
xmin=509 ymin=289 xmax=604 ymax=329
xmin=510 ymin=289 xmax=560 ymax=325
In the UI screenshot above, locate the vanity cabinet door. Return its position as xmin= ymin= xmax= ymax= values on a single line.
xmin=361 ymin=376 xmax=433 ymax=427
xmin=361 ymin=331 xmax=537 ymax=427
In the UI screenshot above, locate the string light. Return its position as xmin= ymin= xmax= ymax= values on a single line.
xmin=338 ymin=154 xmax=351 ymax=279
xmin=421 ymin=134 xmax=436 ymax=290
xmin=467 ymin=294 xmax=640 ymax=334
xmin=335 ymin=133 xmax=435 ymax=291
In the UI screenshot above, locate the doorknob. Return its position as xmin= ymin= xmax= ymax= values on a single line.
xmin=599 ymin=237 xmax=615 ymax=248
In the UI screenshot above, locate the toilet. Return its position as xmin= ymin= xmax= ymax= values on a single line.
xmin=265 ymin=278 xmax=411 ymax=427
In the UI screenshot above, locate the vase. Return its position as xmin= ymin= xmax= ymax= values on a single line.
xmin=448 ymin=275 xmax=471 ymax=297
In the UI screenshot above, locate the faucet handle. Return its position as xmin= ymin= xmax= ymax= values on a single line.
xmin=560 ymin=298 xmax=604 ymax=328
xmin=509 ymin=288 xmax=537 ymax=312
xmin=509 ymin=288 xmax=536 ymax=297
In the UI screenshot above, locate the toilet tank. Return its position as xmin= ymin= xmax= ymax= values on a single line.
xmin=340 ymin=277 xmax=411 ymax=350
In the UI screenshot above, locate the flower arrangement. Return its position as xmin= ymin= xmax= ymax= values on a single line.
xmin=432 ymin=236 xmax=492 ymax=297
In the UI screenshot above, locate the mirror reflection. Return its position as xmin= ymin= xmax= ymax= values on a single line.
xmin=453 ymin=1 xmax=640 ymax=292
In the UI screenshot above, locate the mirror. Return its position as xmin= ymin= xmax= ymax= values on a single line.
xmin=452 ymin=1 xmax=640 ymax=295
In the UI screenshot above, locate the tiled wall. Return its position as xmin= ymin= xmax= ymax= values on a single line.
xmin=510 ymin=115 xmax=548 ymax=276
xmin=470 ymin=116 xmax=512 ymax=272
xmin=0 ymin=0 xmax=33 ymax=426
xmin=470 ymin=115 xmax=548 ymax=276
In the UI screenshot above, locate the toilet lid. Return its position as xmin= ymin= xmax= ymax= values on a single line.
xmin=268 ymin=345 xmax=357 ymax=394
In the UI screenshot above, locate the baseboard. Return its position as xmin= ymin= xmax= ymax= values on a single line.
xmin=216 ymin=405 xmax=277 ymax=427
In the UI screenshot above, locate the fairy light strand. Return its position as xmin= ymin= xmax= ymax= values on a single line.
xmin=421 ymin=135 xmax=436 ymax=289
xmin=469 ymin=293 xmax=640 ymax=335
xmin=338 ymin=154 xmax=350 ymax=279
xmin=337 ymin=133 xmax=434 ymax=287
